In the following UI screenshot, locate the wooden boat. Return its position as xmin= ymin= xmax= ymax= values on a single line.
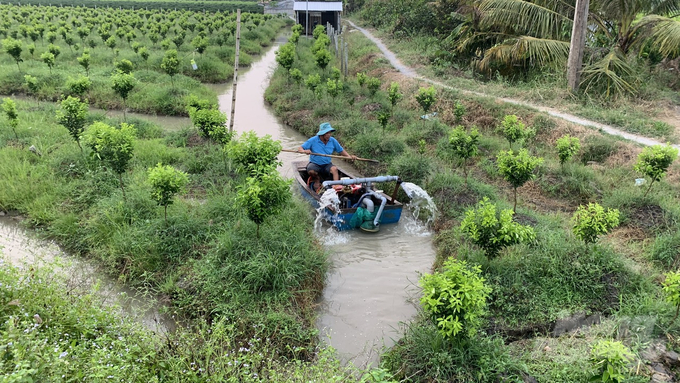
xmin=292 ymin=161 xmax=403 ymax=232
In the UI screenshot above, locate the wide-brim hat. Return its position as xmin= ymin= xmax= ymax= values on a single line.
xmin=317 ymin=122 xmax=335 ymax=136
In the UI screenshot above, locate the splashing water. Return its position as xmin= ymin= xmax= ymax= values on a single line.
xmin=314 ymin=188 xmax=342 ymax=231
xmin=400 ymin=182 xmax=438 ymax=225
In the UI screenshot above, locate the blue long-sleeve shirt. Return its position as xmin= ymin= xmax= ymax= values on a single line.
xmin=301 ymin=136 xmax=344 ymax=165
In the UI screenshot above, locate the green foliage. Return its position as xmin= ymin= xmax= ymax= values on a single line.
xmin=419 ymin=258 xmax=491 ymax=339
xmin=115 ymin=59 xmax=134 ymax=74
xmin=365 ymin=76 xmax=381 ymax=97
xmin=453 ymin=100 xmax=466 ymax=123
xmin=377 ymin=109 xmax=391 ymax=132
xmin=571 ymin=203 xmax=620 ymax=245
xmin=663 ymin=271 xmax=680 ymax=312
xmin=237 ymin=170 xmax=292 ymax=237
xmin=415 ymin=86 xmax=437 ymax=114
xmin=191 ymin=35 xmax=209 ymax=54
xmin=388 ymin=151 xmax=433 ymax=186
xmin=499 ymin=114 xmax=530 ymax=147
xmin=2 ymin=37 xmax=22 ymax=70
xmin=634 ymin=144 xmax=678 ymax=197
xmin=148 ymin=163 xmax=189 ymax=222
xmin=590 ymin=340 xmax=633 ymax=383
xmin=226 ymin=131 xmax=282 ymax=176
xmin=388 ymin=81 xmax=402 ymax=107
xmin=276 ymin=42 xmax=296 ymax=71
xmin=24 ymin=74 xmax=38 ymax=95
xmin=326 ymin=78 xmax=340 ymax=99
xmin=66 ymin=75 xmax=92 ymax=97
xmin=82 ymin=121 xmax=136 ymax=196
xmin=56 ymin=96 xmax=88 ymax=150
xmin=357 ymin=72 xmax=367 ymax=87
xmin=77 ymin=51 xmax=90 ymax=76
xmin=496 ymin=149 xmax=543 ymax=211
xmin=305 ymin=73 xmax=321 ymax=92
xmin=1 ymin=97 xmax=19 ymax=139
xmin=447 ymin=125 xmax=480 ymax=183
xmin=312 ymin=24 xmax=326 ymax=39
xmin=314 ymin=48 xmax=332 ymax=71
xmin=292 ymin=24 xmax=303 ymax=35
xmin=330 ymin=66 xmax=341 ymax=81
xmin=110 ymin=71 xmax=136 ymax=106
xmin=555 ymin=134 xmax=581 ymax=165
xmin=188 ymin=106 xmax=229 ymax=144
xmin=161 ymin=49 xmax=181 ymax=84
xmin=289 ymin=68 xmax=303 ymax=84
xmin=40 ymin=51 xmax=55 ymax=72
xmin=460 ymin=197 xmax=535 ymax=258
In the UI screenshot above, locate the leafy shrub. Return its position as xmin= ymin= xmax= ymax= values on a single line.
xmin=499 ymin=114 xmax=532 ymax=147
xmin=366 ymin=76 xmax=381 ymax=96
xmin=571 ymin=203 xmax=620 ymax=245
xmin=555 ymin=134 xmax=581 ymax=165
xmin=590 ymin=340 xmax=633 ymax=383
xmin=226 ymin=131 xmax=282 ymax=175
xmin=446 ymin=125 xmax=480 ymax=184
xmin=634 ymin=144 xmax=678 ymax=197
xmin=497 ymin=149 xmax=543 ymax=212
xmin=420 ymin=258 xmax=491 ymax=339
xmin=415 ymin=86 xmax=437 ymax=114
xmin=460 ymin=197 xmax=535 ymax=258
xmin=147 ymin=163 xmax=189 ymax=223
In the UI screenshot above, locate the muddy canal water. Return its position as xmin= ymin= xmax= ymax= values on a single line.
xmin=218 ymin=36 xmax=436 ymax=367
xmin=0 ymin=34 xmax=435 ymax=367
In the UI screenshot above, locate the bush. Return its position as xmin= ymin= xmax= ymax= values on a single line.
xmin=572 ymin=203 xmax=620 ymax=245
xmin=461 ymin=197 xmax=535 ymax=258
xmin=420 ymin=258 xmax=491 ymax=339
xmin=590 ymin=340 xmax=633 ymax=383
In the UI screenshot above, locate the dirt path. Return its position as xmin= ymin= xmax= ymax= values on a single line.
xmin=346 ymin=20 xmax=680 ymax=151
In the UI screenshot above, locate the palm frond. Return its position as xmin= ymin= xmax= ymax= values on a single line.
xmin=479 ymin=0 xmax=572 ymax=40
xmin=580 ymin=50 xmax=636 ymax=100
xmin=477 ymin=35 xmax=570 ymax=72
xmin=637 ymin=14 xmax=680 ymax=57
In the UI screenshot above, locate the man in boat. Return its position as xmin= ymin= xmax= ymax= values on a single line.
xmin=298 ymin=122 xmax=356 ymax=192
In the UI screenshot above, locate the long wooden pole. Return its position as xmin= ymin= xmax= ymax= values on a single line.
xmin=281 ymin=149 xmax=380 ymax=163
xmin=229 ymin=9 xmax=241 ymax=133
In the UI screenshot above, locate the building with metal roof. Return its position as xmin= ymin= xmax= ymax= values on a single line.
xmin=293 ymin=1 xmax=343 ymax=35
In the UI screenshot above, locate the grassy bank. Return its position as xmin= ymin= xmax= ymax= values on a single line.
xmin=0 ymin=93 xmax=349 ymax=379
xmin=264 ymin=24 xmax=680 ymax=381
xmin=0 ymin=4 xmax=290 ymax=115
xmin=0 ymin=257 xmax=360 ymax=381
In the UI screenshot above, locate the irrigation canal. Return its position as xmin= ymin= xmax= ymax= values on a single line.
xmin=0 ymin=34 xmax=436 ymax=368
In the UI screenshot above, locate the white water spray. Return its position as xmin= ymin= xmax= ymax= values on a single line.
xmin=400 ymin=182 xmax=438 ymax=226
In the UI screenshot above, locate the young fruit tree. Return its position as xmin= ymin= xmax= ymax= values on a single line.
xmin=161 ymin=49 xmax=181 ymax=86
xmin=497 ymin=149 xmax=544 ymax=212
xmin=555 ymin=134 xmax=581 ymax=166
xmin=315 ymin=48 xmax=332 ymax=72
xmin=388 ymin=82 xmax=402 ymax=107
xmin=226 ymin=131 xmax=282 ymax=176
xmin=237 ymin=170 xmax=291 ymax=238
xmin=366 ymin=77 xmax=381 ymax=97
xmin=188 ymin=106 xmax=229 ymax=144
xmin=1 ymin=97 xmax=19 ymax=140
xmin=147 ymin=163 xmax=189 ymax=224
xmin=56 ymin=96 xmax=88 ymax=152
xmin=634 ymin=144 xmax=678 ymax=197
xmin=41 ymin=51 xmax=55 ymax=73
xmin=448 ymin=125 xmax=480 ymax=185
xmin=419 ymin=258 xmax=491 ymax=341
xmin=460 ymin=197 xmax=535 ymax=258
xmin=82 ymin=122 xmax=136 ymax=199
xmin=77 ymin=51 xmax=91 ymax=76
xmin=415 ymin=86 xmax=437 ymax=115
xmin=275 ymin=42 xmax=296 ymax=71
xmin=571 ymin=202 xmax=620 ymax=245
xmin=110 ymin=71 xmax=136 ymax=121
xmin=500 ymin=114 xmax=531 ymax=148
xmin=2 ymin=37 xmax=23 ymax=71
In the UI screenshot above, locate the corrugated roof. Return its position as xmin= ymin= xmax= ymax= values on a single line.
xmin=293 ymin=1 xmax=343 ymax=12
